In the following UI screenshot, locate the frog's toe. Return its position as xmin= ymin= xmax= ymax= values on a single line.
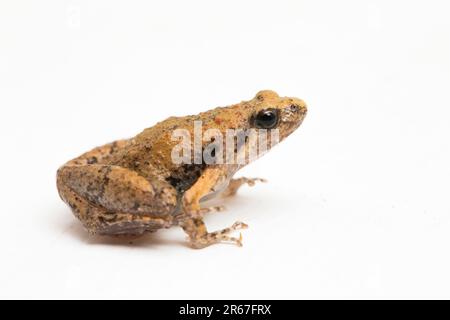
xmin=232 ymin=221 xmax=248 ymax=230
xmin=222 ymin=177 xmax=267 ymax=197
xmin=246 ymin=178 xmax=268 ymax=186
xmin=212 ymin=205 xmax=226 ymax=212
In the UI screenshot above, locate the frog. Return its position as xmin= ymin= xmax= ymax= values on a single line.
xmin=57 ymin=90 xmax=307 ymax=249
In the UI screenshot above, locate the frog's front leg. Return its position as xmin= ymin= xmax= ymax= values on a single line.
xmin=179 ymin=166 xmax=248 ymax=248
xmin=182 ymin=166 xmax=229 ymax=217
xmin=221 ymin=177 xmax=267 ymax=197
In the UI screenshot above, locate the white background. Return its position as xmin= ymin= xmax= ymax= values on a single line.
xmin=1 ymin=0 xmax=450 ymax=299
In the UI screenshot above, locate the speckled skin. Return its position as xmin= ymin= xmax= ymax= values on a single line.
xmin=57 ymin=90 xmax=307 ymax=248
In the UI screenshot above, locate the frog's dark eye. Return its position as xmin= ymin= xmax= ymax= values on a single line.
xmin=253 ymin=109 xmax=279 ymax=129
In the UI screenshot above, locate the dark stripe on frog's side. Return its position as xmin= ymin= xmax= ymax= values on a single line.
xmin=166 ymin=163 xmax=207 ymax=194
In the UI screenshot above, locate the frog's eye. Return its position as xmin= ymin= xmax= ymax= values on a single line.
xmin=253 ymin=109 xmax=279 ymax=129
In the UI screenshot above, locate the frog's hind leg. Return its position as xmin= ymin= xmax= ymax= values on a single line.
xmin=58 ymin=138 xmax=179 ymax=235
xmin=57 ymin=164 xmax=178 ymax=235
xmin=57 ymin=181 xmax=170 ymax=236
xmin=179 ymin=217 xmax=248 ymax=249
xmin=221 ymin=177 xmax=267 ymax=197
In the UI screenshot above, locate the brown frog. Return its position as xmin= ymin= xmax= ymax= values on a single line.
xmin=57 ymin=90 xmax=307 ymax=248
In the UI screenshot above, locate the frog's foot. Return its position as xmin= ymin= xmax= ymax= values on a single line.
xmin=180 ymin=218 xmax=248 ymax=249
xmin=190 ymin=221 xmax=248 ymax=249
xmin=221 ymin=177 xmax=267 ymax=197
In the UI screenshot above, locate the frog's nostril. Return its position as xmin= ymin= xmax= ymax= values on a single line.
xmin=289 ymin=105 xmax=299 ymax=112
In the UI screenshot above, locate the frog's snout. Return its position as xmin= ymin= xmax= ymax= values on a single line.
xmin=287 ymin=99 xmax=307 ymax=122
xmin=279 ymin=99 xmax=307 ymax=137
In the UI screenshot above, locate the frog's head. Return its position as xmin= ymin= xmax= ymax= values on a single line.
xmin=248 ymin=90 xmax=307 ymax=141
